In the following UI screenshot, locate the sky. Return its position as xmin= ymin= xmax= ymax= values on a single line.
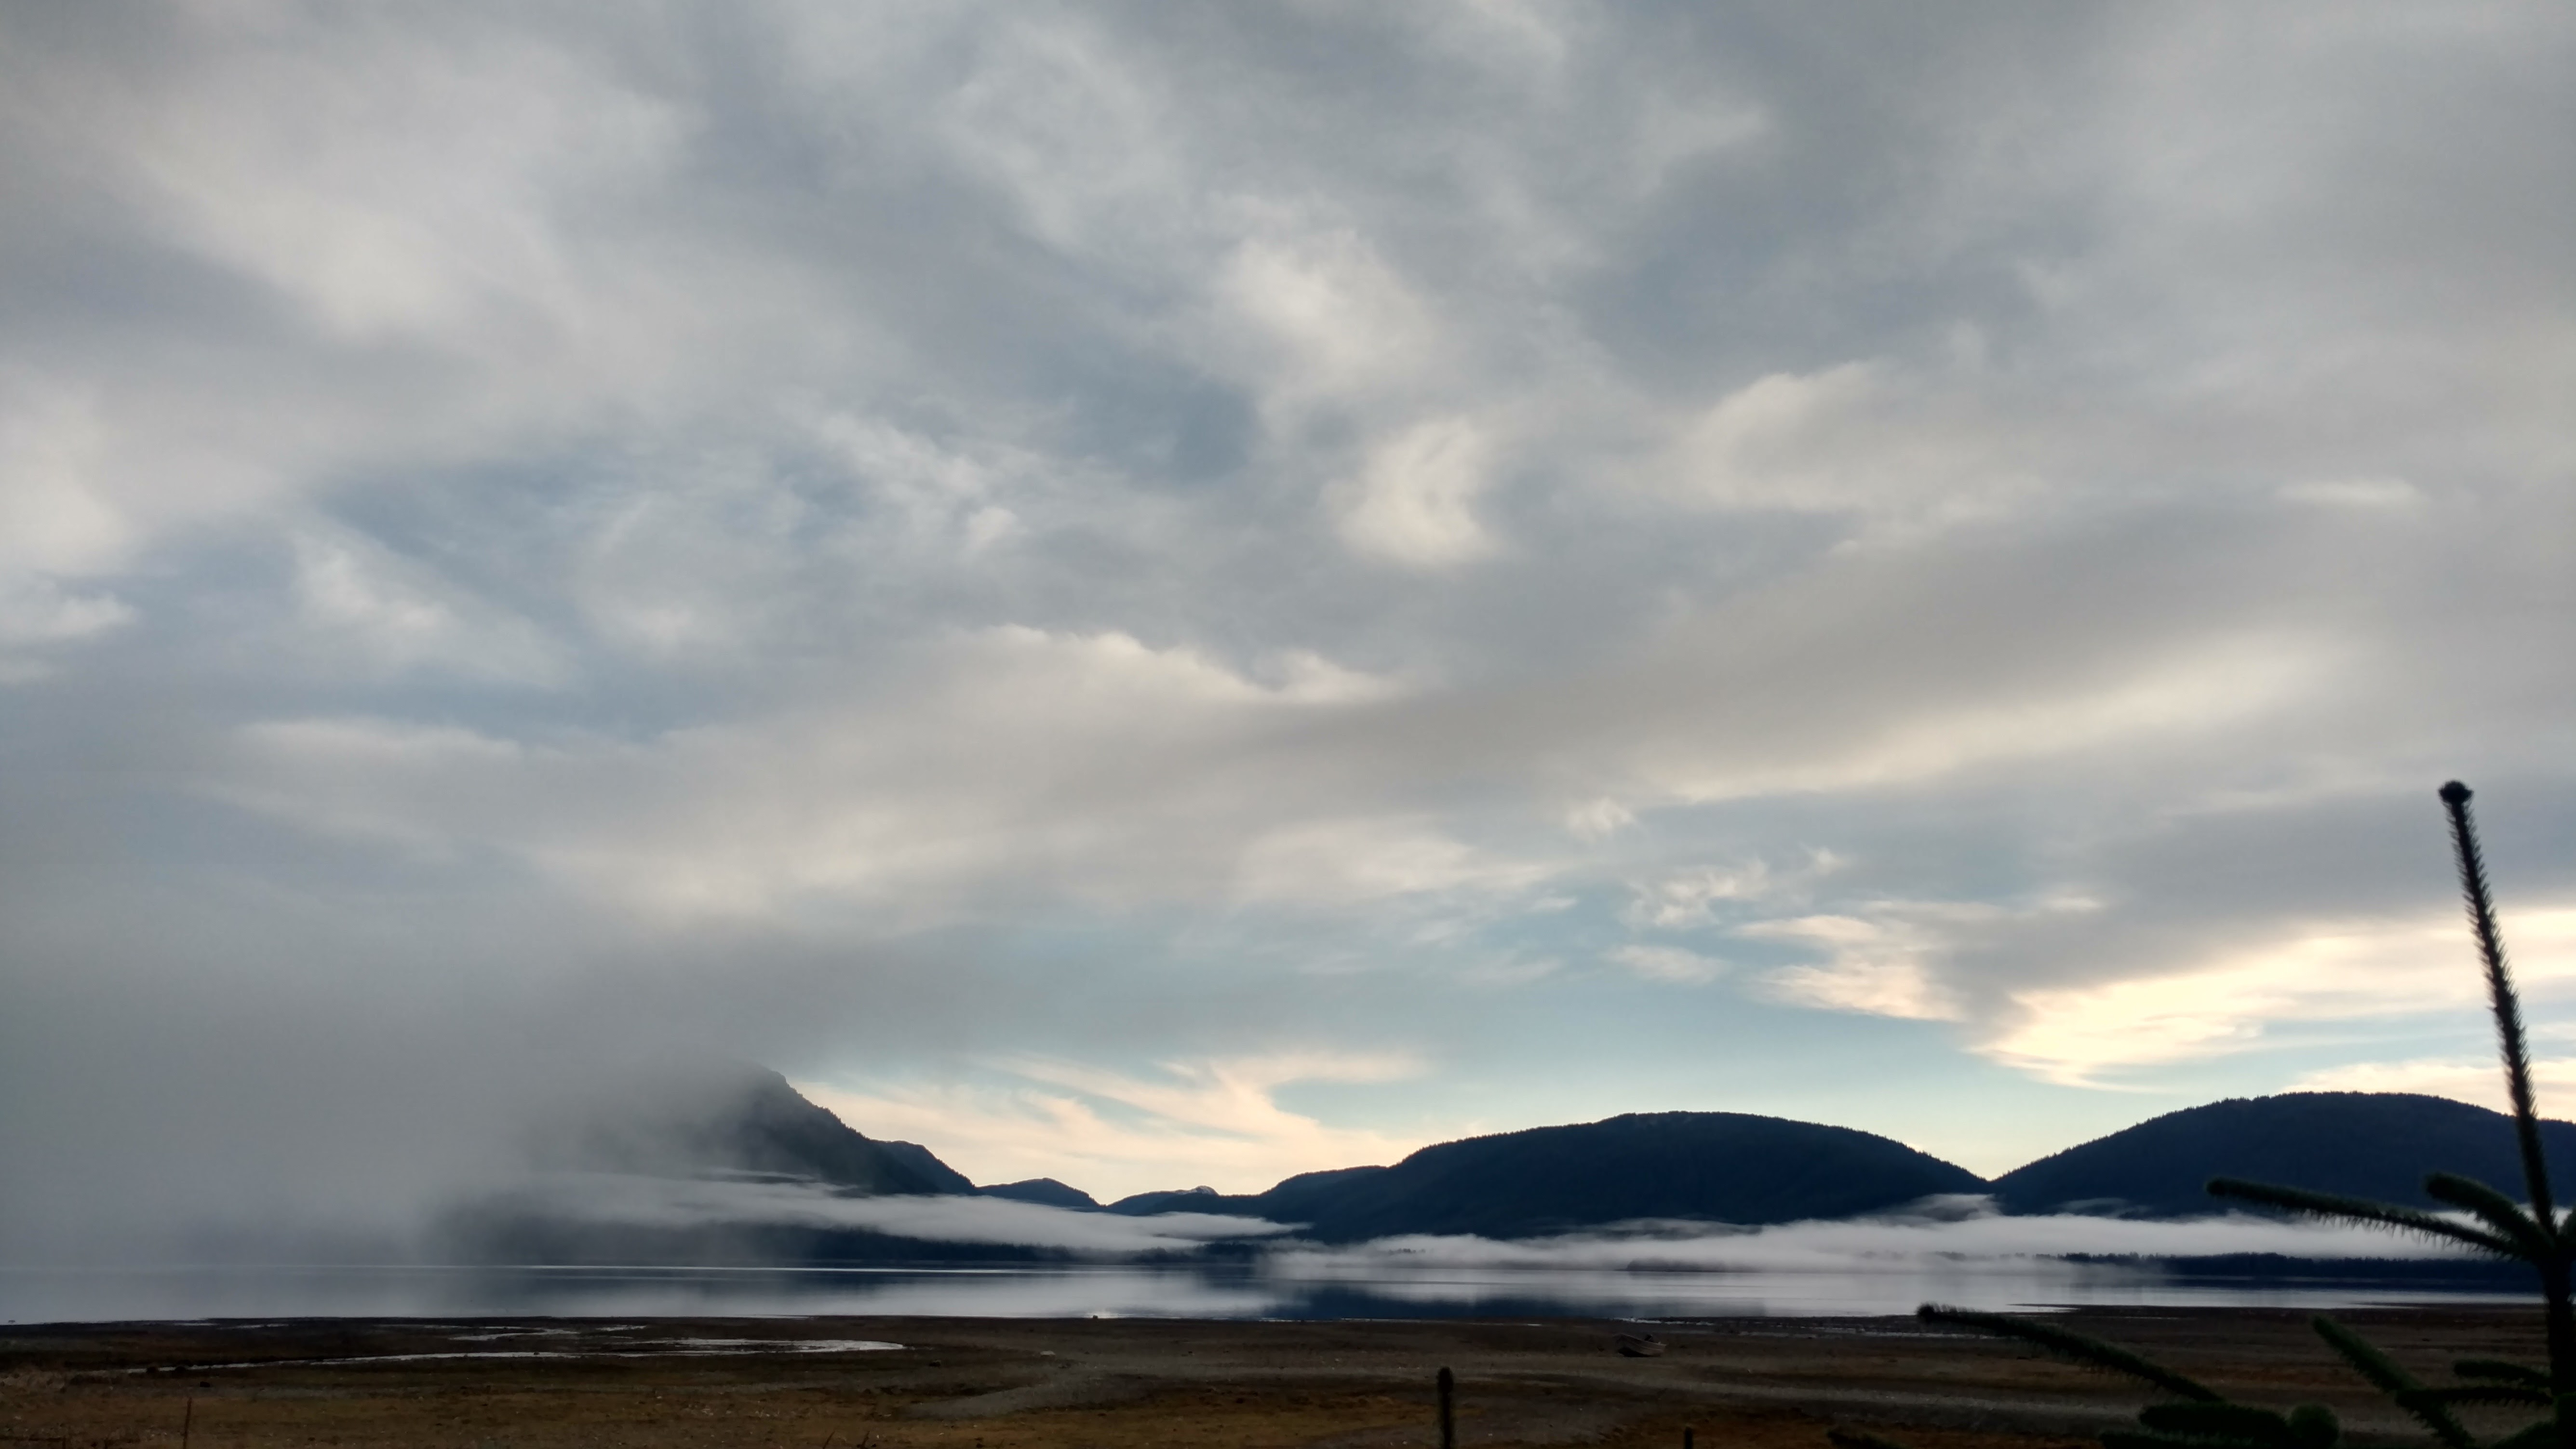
xmin=1 ymin=1 xmax=2573 ymax=1254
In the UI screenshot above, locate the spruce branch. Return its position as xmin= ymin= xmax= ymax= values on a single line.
xmin=2311 ymin=1315 xmax=2477 ymax=1449
xmin=1919 ymin=1306 xmax=2224 ymax=1402
xmin=2285 ymin=1405 xmax=2342 ymax=1449
xmin=2487 ymin=1419 xmax=2562 ymax=1449
xmin=2206 ymin=1179 xmax=2517 ymax=1257
xmin=2425 ymin=1172 xmax=2557 ymax=1261
xmin=2136 ymin=1403 xmax=2301 ymax=1445
xmin=2460 ymin=1361 xmax=2555 ymax=1389
xmin=2443 ymin=781 xmax=2554 ymax=1226
xmin=2402 ymin=1386 xmax=2555 ymax=1410
xmin=2440 ymin=780 xmax=2574 ymax=1398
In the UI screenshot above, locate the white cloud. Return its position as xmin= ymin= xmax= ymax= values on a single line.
xmin=803 ymin=1053 xmax=1434 ymax=1203
xmin=215 ymin=626 xmax=1433 ymax=917
xmin=1563 ymin=797 xmax=1634 ymax=843
xmin=1608 ymin=944 xmax=1727 ymax=985
xmin=1233 ymin=815 xmax=1544 ymax=906
xmin=1626 ymin=851 xmax=1841 ymax=927
xmin=1330 ymin=416 xmax=1501 ymax=567
xmin=1987 ymin=908 xmax=2576 ymax=1087
xmin=1643 ymin=631 xmax=2351 ymax=804
xmin=0 ymin=575 xmax=132 ymax=651
xmin=111 ymin=14 xmax=684 ymax=343
xmin=1220 ymin=231 xmax=1444 ymax=411
xmin=1274 ymin=1203 xmax=2480 ymax=1275
xmin=1663 ymin=362 xmax=2045 ymax=525
xmin=290 ymin=531 xmax=561 ymax=684
xmin=1762 ymin=963 xmax=1961 ymax=1023
xmin=0 ymin=379 xmax=132 ymax=577
xmin=2292 ymin=1057 xmax=2576 ymax=1113
xmin=1745 ymin=911 xmax=1982 ymax=1022
xmin=497 ymin=1173 xmax=1287 ymax=1255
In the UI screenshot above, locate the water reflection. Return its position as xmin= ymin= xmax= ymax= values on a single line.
xmin=0 ymin=1261 xmax=2531 ymax=1326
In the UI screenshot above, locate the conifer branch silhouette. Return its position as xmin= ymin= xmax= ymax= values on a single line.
xmin=2458 ymin=1362 xmax=2554 ymax=1390
xmin=2443 ymin=781 xmax=2576 ymax=1399
xmin=1916 ymin=1306 xmax=2223 ymax=1401
xmin=2312 ymin=1315 xmax=2478 ymax=1449
xmin=2200 ymin=1179 xmax=2516 ymax=1256
xmin=1823 ymin=782 xmax=2567 ymax=1449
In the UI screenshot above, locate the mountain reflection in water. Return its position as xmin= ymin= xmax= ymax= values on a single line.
xmin=0 ymin=1261 xmax=2531 ymax=1325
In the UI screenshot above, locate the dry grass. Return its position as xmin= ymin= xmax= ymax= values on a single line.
xmin=0 ymin=1309 xmax=2541 ymax=1449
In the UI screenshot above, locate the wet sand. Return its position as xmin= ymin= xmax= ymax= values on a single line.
xmin=0 ymin=1308 xmax=2547 ymax=1449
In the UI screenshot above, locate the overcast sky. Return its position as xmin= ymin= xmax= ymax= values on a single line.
xmin=3 ymin=1 xmax=2572 ymax=1248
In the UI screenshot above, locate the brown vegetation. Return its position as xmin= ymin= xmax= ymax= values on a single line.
xmin=0 ymin=1309 xmax=2544 ymax=1449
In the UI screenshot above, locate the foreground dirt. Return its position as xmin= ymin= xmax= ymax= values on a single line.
xmin=0 ymin=1309 xmax=2547 ymax=1449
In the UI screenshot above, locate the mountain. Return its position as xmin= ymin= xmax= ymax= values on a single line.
xmin=535 ymin=1063 xmax=977 ymax=1195
xmin=434 ymin=1065 xmax=1002 ymax=1265
xmin=1109 ymin=1111 xmax=1986 ymax=1241
xmin=1990 ymin=1091 xmax=2576 ymax=1217
xmin=981 ymin=1178 xmax=1100 ymax=1209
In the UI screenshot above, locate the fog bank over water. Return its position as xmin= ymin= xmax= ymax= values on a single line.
xmin=469 ymin=1174 xmax=1293 ymax=1254
xmin=1268 ymin=1202 xmax=2477 ymax=1275
xmin=430 ymin=1177 xmax=2488 ymax=1267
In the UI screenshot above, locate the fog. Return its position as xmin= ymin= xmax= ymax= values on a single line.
xmin=1269 ymin=1200 xmax=2479 ymax=1276
xmin=480 ymin=1174 xmax=1291 ymax=1255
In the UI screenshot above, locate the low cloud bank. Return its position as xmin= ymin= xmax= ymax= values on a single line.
xmin=1271 ymin=1197 xmax=2478 ymax=1276
xmin=474 ymin=1181 xmax=2480 ymax=1270
xmin=484 ymin=1173 xmax=1292 ymax=1255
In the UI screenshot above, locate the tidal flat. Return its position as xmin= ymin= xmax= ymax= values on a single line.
xmin=0 ymin=1309 xmax=2547 ymax=1449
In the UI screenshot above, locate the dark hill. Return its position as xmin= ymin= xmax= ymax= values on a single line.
xmin=532 ymin=1063 xmax=975 ymax=1196
xmin=438 ymin=1066 xmax=994 ymax=1265
xmin=1111 ymin=1111 xmax=1985 ymax=1241
xmin=1991 ymin=1091 xmax=2576 ymax=1217
xmin=980 ymin=1178 xmax=1100 ymax=1208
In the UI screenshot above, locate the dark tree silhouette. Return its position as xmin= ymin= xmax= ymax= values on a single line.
xmin=1832 ymin=782 xmax=2569 ymax=1449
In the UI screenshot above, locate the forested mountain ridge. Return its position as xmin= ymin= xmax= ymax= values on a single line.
xmin=1107 ymin=1111 xmax=1986 ymax=1241
xmin=1990 ymin=1091 xmax=2576 ymax=1217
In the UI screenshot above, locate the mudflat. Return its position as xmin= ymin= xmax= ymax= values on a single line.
xmin=0 ymin=1308 xmax=2545 ymax=1449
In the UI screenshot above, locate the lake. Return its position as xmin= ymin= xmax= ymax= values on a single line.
xmin=0 ymin=1260 xmax=2532 ymax=1326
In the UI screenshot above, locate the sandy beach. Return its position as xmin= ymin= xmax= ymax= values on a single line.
xmin=0 ymin=1308 xmax=2547 ymax=1449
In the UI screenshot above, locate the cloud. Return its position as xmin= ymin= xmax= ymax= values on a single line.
xmin=2292 ymin=1057 xmax=2576 ymax=1112
xmin=1233 ymin=816 xmax=1544 ymax=906
xmin=1745 ymin=913 xmax=1972 ymax=1022
xmin=1330 ymin=416 xmax=1501 ymax=567
xmin=0 ymin=1 xmax=2571 ymax=1255
xmin=289 ymin=529 xmax=563 ymax=684
xmin=1273 ymin=1202 xmax=2482 ymax=1278
xmin=1986 ymin=908 xmax=2576 ymax=1087
xmin=1607 ymin=944 xmax=1728 ymax=986
xmin=1563 ymin=797 xmax=1634 ymax=843
xmin=211 ymin=627 xmax=1436 ymax=918
xmin=1625 ymin=851 xmax=1840 ymax=928
xmin=802 ymin=1053 xmax=1431 ymax=1203
xmin=497 ymin=1174 xmax=1288 ymax=1255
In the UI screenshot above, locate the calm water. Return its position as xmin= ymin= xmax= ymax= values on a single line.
xmin=0 ymin=1261 xmax=2532 ymax=1326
